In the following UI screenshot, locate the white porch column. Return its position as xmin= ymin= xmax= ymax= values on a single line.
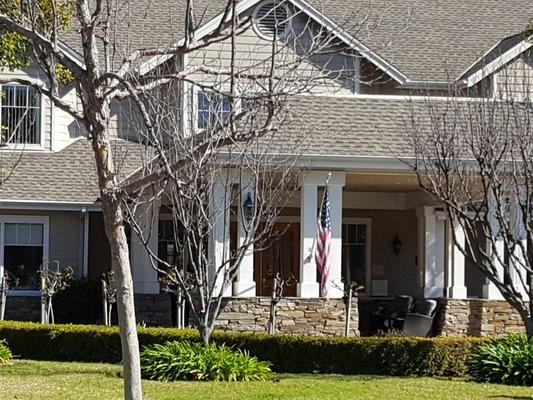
xmin=511 ymin=240 xmax=530 ymax=300
xmin=233 ymin=173 xmax=256 ymax=297
xmin=509 ymin=200 xmax=530 ymax=300
xmin=482 ymin=238 xmax=505 ymax=300
xmin=417 ymin=206 xmax=446 ymax=298
xmin=297 ymin=171 xmax=345 ymax=298
xmin=130 ymin=205 xmax=160 ymax=294
xmin=327 ymin=183 xmax=344 ymax=299
xmin=208 ymin=177 xmax=232 ymax=297
xmin=297 ymin=183 xmax=320 ymax=298
xmin=446 ymin=219 xmax=468 ymax=299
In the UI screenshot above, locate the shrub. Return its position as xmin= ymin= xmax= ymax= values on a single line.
xmin=0 ymin=340 xmax=12 ymax=365
xmin=0 ymin=321 xmax=489 ymax=377
xmin=53 ymin=279 xmax=102 ymax=324
xmin=141 ymin=341 xmax=272 ymax=381
xmin=469 ymin=333 xmax=533 ymax=386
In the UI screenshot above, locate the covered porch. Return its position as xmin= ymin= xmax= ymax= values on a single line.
xmin=130 ymin=170 xmax=519 ymax=336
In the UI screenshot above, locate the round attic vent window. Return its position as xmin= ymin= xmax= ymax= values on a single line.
xmin=253 ymin=0 xmax=290 ymax=40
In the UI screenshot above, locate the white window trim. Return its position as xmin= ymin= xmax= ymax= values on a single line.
xmin=342 ymin=217 xmax=372 ymax=295
xmin=192 ymin=86 xmax=243 ymax=132
xmin=0 ymin=215 xmax=50 ymax=296
xmin=0 ymin=83 xmax=46 ymax=150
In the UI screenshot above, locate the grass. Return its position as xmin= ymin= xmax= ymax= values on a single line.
xmin=0 ymin=360 xmax=532 ymax=400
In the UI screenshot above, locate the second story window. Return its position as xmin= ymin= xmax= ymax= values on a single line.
xmin=1 ymin=85 xmax=41 ymax=145
xmin=197 ymin=91 xmax=231 ymax=130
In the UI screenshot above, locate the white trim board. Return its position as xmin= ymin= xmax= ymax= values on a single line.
xmin=0 ymin=200 xmax=102 ymax=212
xmin=464 ymin=38 xmax=533 ymax=88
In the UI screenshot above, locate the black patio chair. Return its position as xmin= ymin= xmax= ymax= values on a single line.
xmin=386 ymin=294 xmax=415 ymax=330
xmin=402 ymin=299 xmax=438 ymax=337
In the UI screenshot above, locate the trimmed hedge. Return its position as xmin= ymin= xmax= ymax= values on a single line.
xmin=0 ymin=321 xmax=490 ymax=377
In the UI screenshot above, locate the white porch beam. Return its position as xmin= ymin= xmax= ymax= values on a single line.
xmin=233 ymin=173 xmax=257 ymax=297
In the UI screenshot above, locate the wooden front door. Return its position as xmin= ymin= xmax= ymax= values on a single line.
xmin=254 ymin=222 xmax=300 ymax=296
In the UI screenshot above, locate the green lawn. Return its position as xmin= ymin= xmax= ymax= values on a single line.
xmin=0 ymin=360 xmax=532 ymax=400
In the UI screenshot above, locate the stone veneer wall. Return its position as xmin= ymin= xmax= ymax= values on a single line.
xmin=3 ymin=296 xmax=41 ymax=322
xmin=134 ymin=293 xmax=173 ymax=326
xmin=438 ymin=299 xmax=526 ymax=337
xmin=215 ymin=297 xmax=359 ymax=336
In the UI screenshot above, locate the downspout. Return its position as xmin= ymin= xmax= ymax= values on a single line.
xmin=81 ymin=207 xmax=89 ymax=278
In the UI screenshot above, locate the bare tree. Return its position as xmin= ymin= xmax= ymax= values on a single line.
xmin=406 ymin=59 xmax=533 ymax=335
xmin=101 ymin=270 xmax=117 ymax=326
xmin=0 ymin=0 xmax=410 ymax=397
xmin=40 ymin=263 xmax=73 ymax=324
xmin=124 ymin=115 xmax=303 ymax=344
xmin=0 ymin=273 xmax=8 ymax=321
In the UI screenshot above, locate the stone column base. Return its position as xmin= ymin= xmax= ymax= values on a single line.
xmin=438 ymin=299 xmax=526 ymax=337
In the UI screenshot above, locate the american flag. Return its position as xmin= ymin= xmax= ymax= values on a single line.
xmin=315 ymin=186 xmax=332 ymax=298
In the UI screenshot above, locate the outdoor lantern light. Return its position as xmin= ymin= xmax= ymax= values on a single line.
xmin=243 ymin=192 xmax=255 ymax=223
xmin=393 ymin=234 xmax=402 ymax=255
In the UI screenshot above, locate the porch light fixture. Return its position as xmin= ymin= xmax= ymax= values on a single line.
xmin=393 ymin=234 xmax=402 ymax=255
xmin=243 ymin=192 xmax=255 ymax=223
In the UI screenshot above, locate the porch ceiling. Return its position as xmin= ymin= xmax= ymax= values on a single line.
xmin=345 ymin=173 xmax=421 ymax=192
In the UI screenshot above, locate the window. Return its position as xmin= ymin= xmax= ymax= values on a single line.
xmin=197 ymin=91 xmax=231 ymax=129
xmin=253 ymin=0 xmax=290 ymax=40
xmin=342 ymin=223 xmax=369 ymax=286
xmin=2 ymin=219 xmax=48 ymax=292
xmin=0 ymin=85 xmax=41 ymax=145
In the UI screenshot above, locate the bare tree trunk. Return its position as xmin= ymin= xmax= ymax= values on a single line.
xmin=102 ymin=203 xmax=142 ymax=399
xmin=0 ymin=274 xmax=6 ymax=321
xmin=344 ymin=283 xmax=353 ymax=338
xmin=102 ymin=280 xmax=109 ymax=326
xmin=525 ymin=318 xmax=533 ymax=336
xmin=90 ymin=101 xmax=142 ymax=398
xmin=200 ymin=325 xmax=212 ymax=346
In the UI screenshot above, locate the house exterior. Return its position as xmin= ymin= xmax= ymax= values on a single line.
xmin=0 ymin=0 xmax=531 ymax=336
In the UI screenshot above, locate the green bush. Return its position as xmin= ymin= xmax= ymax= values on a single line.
xmin=141 ymin=341 xmax=272 ymax=381
xmin=0 ymin=321 xmax=489 ymax=377
xmin=469 ymin=333 xmax=533 ymax=386
xmin=0 ymin=340 xmax=12 ymax=364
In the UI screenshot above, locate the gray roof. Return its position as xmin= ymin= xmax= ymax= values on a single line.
xmin=314 ymin=0 xmax=532 ymax=81
xmin=276 ymin=95 xmax=417 ymax=158
xmin=0 ymin=139 xmax=147 ymax=203
xmin=61 ymin=0 xmax=533 ymax=82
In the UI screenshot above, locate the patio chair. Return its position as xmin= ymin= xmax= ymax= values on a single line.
xmin=402 ymin=299 xmax=438 ymax=337
xmin=386 ymin=295 xmax=414 ymax=330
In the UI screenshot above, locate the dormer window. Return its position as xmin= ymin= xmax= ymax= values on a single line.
xmin=252 ymin=0 xmax=290 ymax=41
xmin=197 ymin=91 xmax=231 ymax=130
xmin=1 ymin=85 xmax=41 ymax=146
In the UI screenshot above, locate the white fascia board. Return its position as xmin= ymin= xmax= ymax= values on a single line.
xmin=0 ymin=199 xmax=101 ymax=211
xmin=465 ymin=39 xmax=533 ymax=88
xmin=297 ymin=154 xmax=410 ymax=172
xmin=138 ymin=0 xmax=408 ymax=84
xmin=57 ymin=41 xmax=86 ymax=69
